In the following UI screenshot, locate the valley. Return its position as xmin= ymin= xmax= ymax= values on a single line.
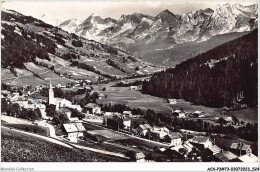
xmin=1 ymin=2 xmax=258 ymax=164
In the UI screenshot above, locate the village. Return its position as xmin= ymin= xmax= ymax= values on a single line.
xmin=1 ymin=79 xmax=258 ymax=163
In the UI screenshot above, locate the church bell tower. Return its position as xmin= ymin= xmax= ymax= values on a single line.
xmin=49 ymin=79 xmax=54 ymax=105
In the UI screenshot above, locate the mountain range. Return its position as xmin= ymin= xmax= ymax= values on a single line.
xmin=58 ymin=3 xmax=258 ymax=48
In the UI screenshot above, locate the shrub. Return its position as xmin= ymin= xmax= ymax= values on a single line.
xmin=72 ymin=40 xmax=83 ymax=47
xmin=25 ymin=127 xmax=30 ymax=132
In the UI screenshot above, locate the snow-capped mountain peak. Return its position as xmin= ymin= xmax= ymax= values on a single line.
xmin=58 ymin=2 xmax=258 ymax=49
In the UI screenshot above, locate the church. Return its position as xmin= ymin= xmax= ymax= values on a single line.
xmin=48 ymin=81 xmax=82 ymax=112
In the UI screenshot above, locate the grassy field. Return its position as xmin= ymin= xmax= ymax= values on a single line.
xmin=1 ymin=68 xmax=16 ymax=80
xmin=12 ymin=75 xmax=49 ymax=87
xmin=87 ymin=130 xmax=129 ymax=140
xmin=2 ymin=123 xmax=49 ymax=137
xmin=96 ymin=87 xmax=169 ymax=112
xmin=81 ymin=57 xmax=126 ymax=76
xmin=96 ymin=86 xmax=257 ymax=124
xmin=1 ymin=127 xmax=126 ymax=162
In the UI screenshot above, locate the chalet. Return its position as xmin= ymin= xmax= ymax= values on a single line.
xmin=67 ymin=74 xmax=73 ymax=78
xmin=123 ymin=111 xmax=132 ymax=117
xmin=192 ymin=111 xmax=203 ymax=117
xmin=150 ymin=126 xmax=170 ymax=140
xmin=132 ymin=114 xmax=141 ymax=118
xmin=170 ymin=144 xmax=188 ymax=159
xmin=167 ymin=99 xmax=177 ymax=104
xmin=213 ymin=151 xmax=237 ymax=162
xmin=84 ymin=103 xmax=101 ymax=114
xmin=229 ymin=142 xmax=252 ymax=156
xmin=98 ymin=93 xmax=106 ymax=99
xmin=54 ymin=98 xmax=73 ymax=111
xmin=136 ymin=124 xmax=152 ymax=137
xmin=135 ymin=152 xmax=145 ymax=162
xmin=62 ymin=123 xmax=86 ymax=143
xmin=188 ymin=136 xmax=213 ymax=149
xmin=122 ymin=118 xmax=131 ymax=130
xmin=207 ymin=145 xmax=221 ymax=156
xmin=165 ymin=132 xmax=183 ymax=146
xmin=69 ymin=117 xmax=80 ymax=122
xmin=183 ymin=141 xmax=194 ymax=153
xmin=104 ymin=112 xmax=114 ymax=118
xmin=130 ymin=86 xmax=142 ymax=90
xmin=173 ymin=110 xmax=186 ymax=118
xmin=84 ymin=114 xmax=103 ymax=123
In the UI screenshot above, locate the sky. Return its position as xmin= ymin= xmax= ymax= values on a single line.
xmin=2 ymin=1 xmax=258 ymax=22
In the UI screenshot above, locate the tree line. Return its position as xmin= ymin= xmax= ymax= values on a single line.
xmin=142 ymin=30 xmax=258 ymax=108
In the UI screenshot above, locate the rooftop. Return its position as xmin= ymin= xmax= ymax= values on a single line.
xmin=208 ymin=145 xmax=221 ymax=154
xmin=63 ymin=123 xmax=86 ymax=133
xmin=230 ymin=143 xmax=251 ymax=151
xmin=215 ymin=151 xmax=237 ymax=162
xmin=139 ymin=124 xmax=152 ymax=130
xmin=189 ymin=136 xmax=211 ymax=144
xmin=84 ymin=103 xmax=100 ymax=108
xmin=135 ymin=152 xmax=145 ymax=160
xmin=238 ymin=154 xmax=258 ymax=162
xmin=169 ymin=132 xmax=183 ymax=139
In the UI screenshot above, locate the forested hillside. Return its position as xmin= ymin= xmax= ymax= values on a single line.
xmin=142 ymin=30 xmax=258 ymax=108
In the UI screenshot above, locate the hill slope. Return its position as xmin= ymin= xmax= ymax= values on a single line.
xmin=1 ymin=10 xmax=163 ymax=86
xmin=142 ymin=30 xmax=258 ymax=108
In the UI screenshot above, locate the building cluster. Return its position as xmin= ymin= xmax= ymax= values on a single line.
xmin=2 ymin=90 xmax=47 ymax=119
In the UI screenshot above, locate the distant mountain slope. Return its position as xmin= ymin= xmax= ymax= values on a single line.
xmin=1 ymin=9 xmax=163 ymax=86
xmin=130 ymin=31 xmax=249 ymax=66
xmin=142 ymin=30 xmax=258 ymax=108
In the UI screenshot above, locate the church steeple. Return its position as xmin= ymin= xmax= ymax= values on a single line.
xmin=49 ymin=79 xmax=54 ymax=105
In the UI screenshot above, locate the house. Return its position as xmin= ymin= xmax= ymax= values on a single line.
xmin=214 ymin=151 xmax=237 ymax=162
xmin=62 ymin=123 xmax=86 ymax=143
xmin=70 ymin=104 xmax=82 ymax=112
xmin=170 ymin=144 xmax=188 ymax=159
xmin=84 ymin=114 xmax=103 ymax=124
xmin=84 ymin=103 xmax=101 ymax=114
xmin=58 ymin=107 xmax=72 ymax=119
xmin=132 ymin=114 xmax=141 ymax=118
xmin=235 ymin=154 xmax=258 ymax=162
xmin=106 ymin=116 xmax=131 ymax=130
xmin=103 ymin=112 xmax=114 ymax=118
xmin=207 ymin=145 xmax=221 ymax=155
xmin=167 ymin=99 xmax=177 ymax=104
xmin=192 ymin=111 xmax=203 ymax=117
xmin=19 ymin=100 xmax=47 ymax=119
xmin=69 ymin=117 xmax=80 ymax=122
xmin=173 ymin=110 xmax=186 ymax=118
xmin=229 ymin=142 xmax=252 ymax=156
xmin=135 ymin=152 xmax=145 ymax=162
xmin=188 ymin=136 xmax=213 ymax=149
xmin=130 ymin=86 xmax=138 ymax=90
xmin=183 ymin=141 xmax=194 ymax=153
xmin=136 ymin=124 xmax=152 ymax=137
xmin=123 ymin=111 xmax=132 ymax=117
xmin=150 ymin=126 xmax=170 ymax=140
xmin=165 ymin=132 xmax=183 ymax=146
xmin=122 ymin=118 xmax=131 ymax=130
xmin=98 ymin=93 xmax=106 ymax=99
xmin=54 ymin=98 xmax=73 ymax=111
